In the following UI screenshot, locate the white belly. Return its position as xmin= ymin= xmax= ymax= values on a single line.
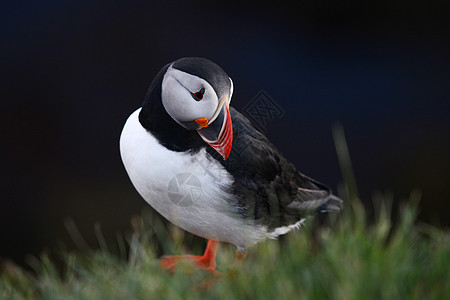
xmin=119 ymin=108 xmax=268 ymax=248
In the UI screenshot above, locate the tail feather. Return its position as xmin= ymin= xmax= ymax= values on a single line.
xmin=316 ymin=194 xmax=343 ymax=213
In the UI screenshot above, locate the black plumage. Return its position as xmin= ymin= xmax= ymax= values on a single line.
xmin=205 ymin=108 xmax=341 ymax=231
xmin=139 ymin=63 xmax=205 ymax=152
xmin=139 ymin=57 xmax=341 ymax=233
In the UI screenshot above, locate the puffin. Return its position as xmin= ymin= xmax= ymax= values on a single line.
xmin=120 ymin=57 xmax=342 ymax=273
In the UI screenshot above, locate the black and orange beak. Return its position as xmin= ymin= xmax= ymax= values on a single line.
xmin=196 ymin=96 xmax=233 ymax=160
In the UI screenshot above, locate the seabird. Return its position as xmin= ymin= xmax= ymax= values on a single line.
xmin=120 ymin=57 xmax=342 ymax=272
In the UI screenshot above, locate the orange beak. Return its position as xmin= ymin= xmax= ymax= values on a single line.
xmin=195 ymin=118 xmax=209 ymax=128
xmin=197 ymin=97 xmax=233 ymax=160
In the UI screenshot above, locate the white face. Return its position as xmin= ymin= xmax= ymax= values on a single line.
xmin=161 ymin=65 xmax=220 ymax=130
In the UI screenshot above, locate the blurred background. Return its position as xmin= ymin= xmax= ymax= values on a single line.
xmin=1 ymin=0 xmax=448 ymax=266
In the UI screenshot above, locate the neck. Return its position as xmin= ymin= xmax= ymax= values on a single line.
xmin=139 ymin=64 xmax=205 ymax=152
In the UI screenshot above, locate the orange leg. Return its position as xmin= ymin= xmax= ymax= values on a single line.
xmin=160 ymin=240 xmax=220 ymax=273
xmin=232 ymin=249 xmax=248 ymax=269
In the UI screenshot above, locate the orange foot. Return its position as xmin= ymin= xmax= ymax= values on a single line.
xmin=160 ymin=240 xmax=220 ymax=274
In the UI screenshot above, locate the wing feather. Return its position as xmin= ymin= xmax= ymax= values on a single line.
xmin=206 ymin=107 xmax=342 ymax=230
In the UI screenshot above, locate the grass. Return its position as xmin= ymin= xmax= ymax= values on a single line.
xmin=1 ymin=199 xmax=448 ymax=299
xmin=1 ymin=128 xmax=449 ymax=299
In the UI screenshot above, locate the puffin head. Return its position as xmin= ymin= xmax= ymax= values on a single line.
xmin=140 ymin=57 xmax=234 ymax=160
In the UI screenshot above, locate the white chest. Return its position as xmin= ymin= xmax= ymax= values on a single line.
xmin=119 ymin=108 xmax=267 ymax=248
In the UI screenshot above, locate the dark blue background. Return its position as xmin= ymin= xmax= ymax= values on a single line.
xmin=1 ymin=0 xmax=448 ymax=264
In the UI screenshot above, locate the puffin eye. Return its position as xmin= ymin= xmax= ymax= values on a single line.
xmin=191 ymin=88 xmax=205 ymax=101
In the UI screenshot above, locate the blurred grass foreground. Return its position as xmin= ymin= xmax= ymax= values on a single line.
xmin=1 ymin=128 xmax=449 ymax=299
